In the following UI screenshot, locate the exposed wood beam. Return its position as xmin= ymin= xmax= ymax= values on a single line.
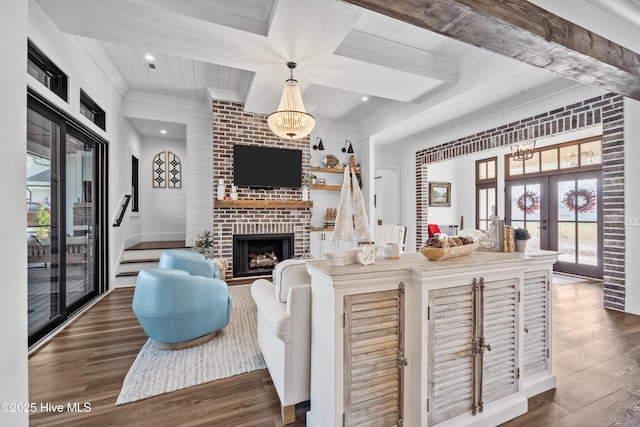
xmin=342 ymin=0 xmax=640 ymax=100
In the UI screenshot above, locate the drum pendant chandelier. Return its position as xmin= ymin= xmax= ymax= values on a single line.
xmin=267 ymin=62 xmax=316 ymax=139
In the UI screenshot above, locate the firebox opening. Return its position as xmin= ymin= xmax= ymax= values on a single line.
xmin=233 ymin=233 xmax=294 ymax=278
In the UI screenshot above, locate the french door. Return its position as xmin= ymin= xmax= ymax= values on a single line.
xmin=27 ymin=91 xmax=107 ymax=346
xmin=549 ymin=173 xmax=602 ymax=277
xmin=506 ymin=171 xmax=602 ymax=278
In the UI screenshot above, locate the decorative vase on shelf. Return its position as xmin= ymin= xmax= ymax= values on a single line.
xmin=217 ymin=179 xmax=225 ymax=201
xmin=302 ymin=187 xmax=309 ymax=201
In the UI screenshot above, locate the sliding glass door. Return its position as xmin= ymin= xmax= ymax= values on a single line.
xmin=27 ymin=92 xmax=107 ymax=346
xmin=27 ymin=108 xmax=60 ymax=335
xmin=64 ymin=133 xmax=97 ymax=307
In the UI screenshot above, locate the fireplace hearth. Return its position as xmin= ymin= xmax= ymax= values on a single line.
xmin=233 ymin=233 xmax=294 ymax=278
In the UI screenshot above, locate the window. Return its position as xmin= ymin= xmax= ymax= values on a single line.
xmin=80 ymin=90 xmax=106 ymax=130
xmin=131 ymin=155 xmax=139 ymax=212
xmin=507 ymin=136 xmax=601 ymax=178
xmin=476 ymin=157 xmax=497 ymax=231
xmin=27 ymin=40 xmax=68 ymax=101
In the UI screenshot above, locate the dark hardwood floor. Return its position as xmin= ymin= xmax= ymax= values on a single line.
xmin=501 ymin=278 xmax=640 ymax=427
xmin=28 ymin=287 xmax=306 ymax=427
xmin=28 ymin=278 xmax=640 ymax=426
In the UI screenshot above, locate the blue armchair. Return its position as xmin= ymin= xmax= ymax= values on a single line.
xmin=158 ymin=249 xmax=221 ymax=279
xmin=133 ymin=268 xmax=232 ymax=348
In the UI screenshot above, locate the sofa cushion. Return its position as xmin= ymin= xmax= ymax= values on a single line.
xmin=273 ymin=259 xmax=310 ymax=303
xmin=251 ymin=279 xmax=290 ymax=342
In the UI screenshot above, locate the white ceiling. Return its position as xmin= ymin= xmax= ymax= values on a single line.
xmin=35 ymin=0 xmax=640 ymax=145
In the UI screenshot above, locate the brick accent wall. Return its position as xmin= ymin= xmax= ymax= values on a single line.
xmin=415 ymin=94 xmax=625 ymax=311
xmin=212 ymin=100 xmax=311 ymax=280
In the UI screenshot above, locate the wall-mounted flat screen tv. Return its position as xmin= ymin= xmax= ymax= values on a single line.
xmin=233 ymin=144 xmax=302 ymax=188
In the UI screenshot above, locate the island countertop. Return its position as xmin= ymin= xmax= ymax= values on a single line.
xmin=306 ymin=248 xmax=558 ymax=283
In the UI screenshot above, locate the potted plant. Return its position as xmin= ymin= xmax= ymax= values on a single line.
xmin=301 ymin=172 xmax=317 ymax=201
xmin=193 ymin=230 xmax=213 ymax=256
xmin=514 ymin=227 xmax=530 ymax=252
xmin=302 ymin=172 xmax=317 ymax=186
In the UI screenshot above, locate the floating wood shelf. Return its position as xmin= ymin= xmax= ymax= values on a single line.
xmin=214 ymin=200 xmax=313 ymax=209
xmin=310 ymin=167 xmax=361 ymax=174
xmin=310 ymin=184 xmax=342 ymax=191
xmin=311 ymin=227 xmax=335 ymax=232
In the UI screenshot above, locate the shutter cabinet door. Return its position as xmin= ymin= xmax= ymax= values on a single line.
xmin=523 ymin=271 xmax=549 ymax=377
xmin=428 ymin=285 xmax=474 ymax=426
xmin=481 ymin=278 xmax=518 ymax=406
xmin=344 ymin=288 xmax=405 ymax=427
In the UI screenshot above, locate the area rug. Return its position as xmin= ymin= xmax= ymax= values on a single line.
xmin=116 ymin=284 xmax=265 ymax=405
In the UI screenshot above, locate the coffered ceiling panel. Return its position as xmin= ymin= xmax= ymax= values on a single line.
xmin=36 ymin=0 xmax=633 ymax=144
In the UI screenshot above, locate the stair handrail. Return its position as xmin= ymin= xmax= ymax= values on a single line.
xmin=113 ymin=194 xmax=132 ymax=227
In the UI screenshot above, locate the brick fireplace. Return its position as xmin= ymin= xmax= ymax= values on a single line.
xmin=212 ymin=100 xmax=311 ymax=280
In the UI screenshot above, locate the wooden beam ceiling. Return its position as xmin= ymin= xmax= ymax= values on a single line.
xmin=343 ymin=0 xmax=640 ymax=100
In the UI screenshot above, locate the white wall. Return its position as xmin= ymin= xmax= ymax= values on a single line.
xmin=624 ymin=98 xmax=640 ymax=315
xmin=110 ymin=118 xmax=143 ymax=265
xmin=374 ymin=145 xmax=403 ymax=226
xmin=309 ymin=120 xmax=362 ymax=228
xmin=426 ymin=151 xmax=501 ymax=230
xmin=140 ymin=137 xmax=187 ymax=240
xmin=0 ymin=1 xmax=29 ymax=425
xmin=374 ymin=168 xmax=400 ymax=225
xmin=123 ymin=93 xmax=213 ymax=246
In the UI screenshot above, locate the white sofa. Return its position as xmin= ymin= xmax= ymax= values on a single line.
xmin=250 ymin=259 xmax=311 ymax=424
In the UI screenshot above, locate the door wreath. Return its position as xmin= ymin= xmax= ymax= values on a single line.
xmin=562 ymin=188 xmax=596 ymax=214
xmin=517 ymin=190 xmax=540 ymax=215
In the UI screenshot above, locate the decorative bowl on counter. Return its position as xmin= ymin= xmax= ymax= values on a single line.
xmin=419 ymin=242 xmax=479 ymax=261
xmin=325 ymin=248 xmax=362 ymax=267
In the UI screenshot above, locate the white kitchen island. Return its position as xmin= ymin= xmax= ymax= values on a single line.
xmin=305 ymin=249 xmax=558 ymax=427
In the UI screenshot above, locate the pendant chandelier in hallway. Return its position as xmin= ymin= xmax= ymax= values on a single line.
xmin=267 ymin=62 xmax=315 ymax=140
xmin=511 ymin=141 xmax=536 ymax=161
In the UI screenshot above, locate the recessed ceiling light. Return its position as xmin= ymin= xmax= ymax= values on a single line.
xmin=361 ymin=96 xmax=368 ymax=102
xmin=160 ymin=129 xmax=167 ymax=134
xmin=145 ymin=53 xmax=155 ymax=61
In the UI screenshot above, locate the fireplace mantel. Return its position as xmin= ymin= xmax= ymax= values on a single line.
xmin=214 ymin=200 xmax=313 ymax=209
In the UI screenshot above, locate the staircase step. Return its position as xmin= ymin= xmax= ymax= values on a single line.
xmin=118 ymin=260 xmax=158 ymax=274
xmin=122 ymin=247 xmax=192 ymax=261
xmin=116 ymin=241 xmax=192 ymax=288
xmin=120 ymin=257 xmax=159 ymax=264
xmin=126 ymin=240 xmax=188 ymax=250
xmin=114 ymin=272 xmax=138 ymax=288
xmin=117 ymin=271 xmax=139 ymax=277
